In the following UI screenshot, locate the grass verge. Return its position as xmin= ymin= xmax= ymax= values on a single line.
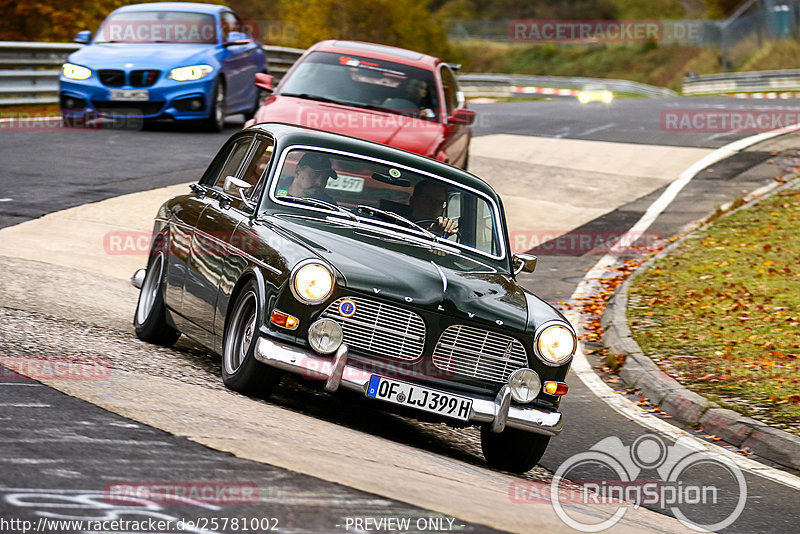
xmin=628 ymin=181 xmax=800 ymax=435
xmin=0 ymin=103 xmax=61 ymax=118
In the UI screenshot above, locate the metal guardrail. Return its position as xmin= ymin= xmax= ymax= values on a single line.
xmin=19 ymin=40 xmax=797 ymax=105
xmin=0 ymin=41 xmax=305 ymax=106
xmin=683 ymin=69 xmax=800 ymax=95
xmin=458 ymin=73 xmax=677 ymax=98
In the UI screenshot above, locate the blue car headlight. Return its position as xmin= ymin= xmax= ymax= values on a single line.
xmin=167 ymin=65 xmax=213 ymax=82
xmin=62 ymin=63 xmax=92 ymax=80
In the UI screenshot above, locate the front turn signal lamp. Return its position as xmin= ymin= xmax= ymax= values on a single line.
xmin=290 ymin=260 xmax=334 ymax=304
xmin=544 ymin=381 xmax=569 ymax=396
xmin=168 ymin=64 xmax=213 ymax=81
xmin=62 ymin=63 xmax=92 ymax=80
xmin=535 ymin=323 xmax=577 ymax=366
xmin=270 ymin=310 xmax=299 ymax=330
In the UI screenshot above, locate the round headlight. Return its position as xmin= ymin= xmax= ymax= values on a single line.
xmin=536 ymin=323 xmax=576 ymax=366
xmin=307 ymin=318 xmax=343 ymax=354
xmin=508 ymin=368 xmax=541 ymax=403
xmin=291 ymin=261 xmax=334 ymax=304
xmin=63 ymin=63 xmax=92 ymax=80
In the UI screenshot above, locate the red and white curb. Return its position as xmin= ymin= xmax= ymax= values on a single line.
xmin=511 ymin=86 xmax=579 ymax=96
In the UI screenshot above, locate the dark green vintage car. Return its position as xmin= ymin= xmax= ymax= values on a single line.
xmin=133 ymin=122 xmax=576 ymax=472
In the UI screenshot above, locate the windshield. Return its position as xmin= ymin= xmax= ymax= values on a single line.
xmin=279 ymin=52 xmax=440 ymax=122
xmin=95 ymin=12 xmax=218 ymax=44
xmin=268 ymin=148 xmax=503 ymax=258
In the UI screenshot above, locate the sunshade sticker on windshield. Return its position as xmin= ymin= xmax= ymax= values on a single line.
xmin=337 ymin=55 xmax=405 ymax=77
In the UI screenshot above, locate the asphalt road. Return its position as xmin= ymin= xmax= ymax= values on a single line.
xmin=1 ymin=98 xmax=799 ymax=533
xmin=472 ymin=96 xmax=800 ymax=148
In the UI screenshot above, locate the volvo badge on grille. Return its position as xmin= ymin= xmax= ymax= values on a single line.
xmin=338 ymin=299 xmax=357 ymax=317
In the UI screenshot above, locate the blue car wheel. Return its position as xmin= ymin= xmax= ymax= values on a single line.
xmin=202 ymin=78 xmax=225 ymax=132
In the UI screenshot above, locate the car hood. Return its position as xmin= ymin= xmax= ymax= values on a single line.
xmin=269 ymin=215 xmax=528 ymax=332
xmin=253 ymin=96 xmax=444 ymax=158
xmin=69 ymin=43 xmax=212 ymax=68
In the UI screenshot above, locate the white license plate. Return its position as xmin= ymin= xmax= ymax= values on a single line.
xmin=109 ymin=89 xmax=149 ymax=101
xmin=326 ymin=174 xmax=364 ymax=193
xmin=366 ymin=375 xmax=472 ymax=422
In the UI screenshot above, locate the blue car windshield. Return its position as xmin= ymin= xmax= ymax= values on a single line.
xmin=94 ymin=12 xmax=218 ymax=44
xmin=279 ymin=52 xmax=440 ymax=122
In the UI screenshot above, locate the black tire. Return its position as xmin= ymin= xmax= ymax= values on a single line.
xmin=480 ymin=425 xmax=551 ymax=473
xmin=202 ymin=79 xmax=225 ymax=132
xmin=221 ymin=279 xmax=282 ymax=397
xmin=134 ymin=250 xmax=180 ymax=346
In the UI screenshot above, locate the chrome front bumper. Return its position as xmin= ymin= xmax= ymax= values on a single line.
xmin=254 ymin=336 xmax=563 ymax=436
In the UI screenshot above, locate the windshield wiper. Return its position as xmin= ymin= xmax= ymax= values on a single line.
xmin=355 ymin=205 xmax=438 ymax=241
xmin=279 ymin=92 xmax=343 ymax=105
xmin=280 ymin=196 xmax=356 ymax=220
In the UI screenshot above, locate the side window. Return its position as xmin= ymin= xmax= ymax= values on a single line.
xmin=240 ymin=136 xmax=275 ymax=201
xmin=212 ymin=138 xmax=253 ymax=189
xmin=221 ymin=12 xmax=240 ymax=36
xmin=440 ymin=66 xmax=459 ymax=118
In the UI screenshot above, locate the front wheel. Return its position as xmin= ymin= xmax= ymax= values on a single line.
xmin=134 ymin=250 xmax=180 ymax=346
xmin=480 ymin=425 xmax=551 ymax=473
xmin=222 ymin=279 xmax=281 ymax=397
xmin=202 ymin=79 xmax=225 ymax=132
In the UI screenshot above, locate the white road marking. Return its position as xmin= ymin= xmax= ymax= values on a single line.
xmin=566 ymin=122 xmax=800 ymax=491
xmin=0 ymin=116 xmax=61 ymax=123
xmin=579 ymin=122 xmax=616 ymax=136
xmin=0 ymin=198 xmax=12 ymax=202
xmin=0 ymin=403 xmax=51 ymax=408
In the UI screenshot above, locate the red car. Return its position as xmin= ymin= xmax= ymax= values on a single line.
xmin=245 ymin=40 xmax=474 ymax=169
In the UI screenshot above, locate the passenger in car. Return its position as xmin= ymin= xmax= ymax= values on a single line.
xmin=277 ymin=152 xmax=339 ymax=205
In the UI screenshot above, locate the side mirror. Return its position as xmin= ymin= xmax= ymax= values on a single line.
xmin=254 ymin=73 xmax=274 ymax=92
xmin=74 ymin=30 xmax=91 ymax=44
xmin=512 ymin=253 xmax=537 ymax=275
xmin=223 ymin=175 xmax=255 ymax=209
xmin=448 ymin=108 xmax=475 ymax=125
xmin=224 ymin=31 xmax=250 ymax=46
xmin=224 ymin=175 xmax=252 ymax=195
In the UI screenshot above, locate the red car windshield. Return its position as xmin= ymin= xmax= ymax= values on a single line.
xmin=95 ymin=12 xmax=218 ymax=44
xmin=279 ymin=51 xmax=440 ymax=122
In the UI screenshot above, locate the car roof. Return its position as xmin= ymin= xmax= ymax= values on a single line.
xmin=308 ymin=40 xmax=442 ymax=70
xmin=112 ymin=2 xmax=228 ymax=15
xmin=249 ymin=122 xmax=497 ymax=198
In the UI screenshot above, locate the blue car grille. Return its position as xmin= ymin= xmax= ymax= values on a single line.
xmin=432 ymin=325 xmax=528 ymax=383
xmin=321 ymin=297 xmax=425 ymax=361
xmin=98 ymin=69 xmax=125 ymax=87
xmin=130 ymin=70 xmax=160 ymax=87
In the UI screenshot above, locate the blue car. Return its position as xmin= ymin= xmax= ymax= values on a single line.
xmin=59 ymin=2 xmax=267 ymax=131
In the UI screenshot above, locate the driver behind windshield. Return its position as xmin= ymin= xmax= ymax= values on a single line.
xmin=383 ymin=78 xmax=435 ymax=119
xmin=408 ymin=181 xmax=456 ymax=235
xmin=276 ymin=152 xmax=338 ymax=205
